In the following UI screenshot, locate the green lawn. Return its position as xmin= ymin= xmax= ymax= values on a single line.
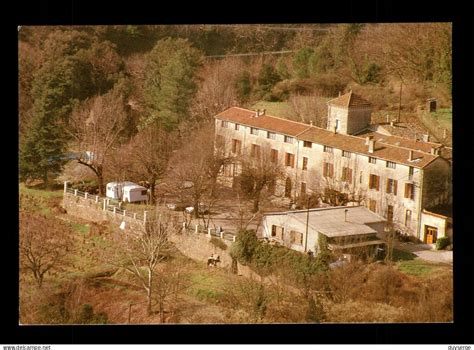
xmin=430 ymin=108 xmax=452 ymax=131
xmin=251 ymin=101 xmax=294 ymax=118
xmin=397 ymin=260 xmax=434 ymax=276
xmin=391 ymin=248 xmax=417 ymax=262
xmin=19 ymin=183 xmax=63 ymax=199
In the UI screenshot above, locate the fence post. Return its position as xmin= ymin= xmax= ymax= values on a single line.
xmin=123 ymin=210 xmax=126 ymax=217
xmin=119 ymin=202 xmax=122 ymax=209
xmin=103 ymin=200 xmax=106 ymax=211
xmin=220 ymin=231 xmax=224 ymax=239
xmin=183 ymin=222 xmax=186 ymax=231
xmin=233 ymin=235 xmax=236 ymax=242
xmin=133 ymin=213 xmax=137 ymax=220
xmin=207 ymin=228 xmax=211 ymax=237
xmin=64 ymin=181 xmax=68 ymax=194
xmin=74 ymin=189 xmax=78 ymax=196
xmin=95 ymin=196 xmax=99 ymax=203
xmin=195 ymin=224 xmax=199 ymax=234
xmin=85 ymin=192 xmax=88 ymax=200
xmin=113 ymin=207 xmax=116 ymax=215
xmin=143 ymin=211 xmax=148 ymax=224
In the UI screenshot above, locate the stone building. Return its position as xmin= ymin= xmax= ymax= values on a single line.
xmin=214 ymin=92 xmax=452 ymax=242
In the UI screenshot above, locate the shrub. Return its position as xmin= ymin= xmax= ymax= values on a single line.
xmin=209 ymin=237 xmax=227 ymax=251
xmin=436 ymin=237 xmax=450 ymax=250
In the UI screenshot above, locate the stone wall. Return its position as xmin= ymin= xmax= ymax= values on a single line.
xmin=63 ymin=193 xmax=254 ymax=277
xmin=62 ymin=193 xmax=145 ymax=232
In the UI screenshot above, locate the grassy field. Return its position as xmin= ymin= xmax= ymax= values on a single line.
xmin=251 ymin=101 xmax=294 ymax=118
xmin=430 ymin=108 xmax=452 ymax=131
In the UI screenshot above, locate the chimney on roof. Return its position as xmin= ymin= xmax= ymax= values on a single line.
xmin=431 ymin=147 xmax=440 ymax=156
xmin=390 ymin=121 xmax=395 ymax=127
xmin=344 ymin=209 xmax=348 ymax=222
xmin=310 ymin=120 xmax=313 ymax=126
xmin=423 ymin=134 xmax=430 ymax=142
xmin=427 ymin=98 xmax=437 ymax=112
xmin=262 ymin=109 xmax=266 ymax=116
xmin=386 ymin=114 xmax=390 ymax=123
xmin=408 ymin=150 xmax=414 ymax=161
xmin=443 ymin=129 xmax=447 ymax=139
xmin=333 ymin=126 xmax=337 ymax=134
xmin=338 ymin=91 xmax=341 ymax=97
xmin=255 ymin=109 xmax=260 ymax=117
xmin=368 ymin=139 xmax=375 ymax=154
xmin=365 ymin=135 xmax=374 ymax=145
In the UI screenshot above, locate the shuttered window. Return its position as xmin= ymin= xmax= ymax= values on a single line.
xmin=369 ymin=174 xmax=380 ymax=191
xmin=386 ymin=178 xmax=398 ymax=195
xmin=404 ymin=183 xmax=415 ymax=200
xmin=341 ymin=167 xmax=352 ymax=184
xmin=323 ymin=162 xmax=334 ymax=178
xmin=285 ymin=153 xmax=295 ymax=167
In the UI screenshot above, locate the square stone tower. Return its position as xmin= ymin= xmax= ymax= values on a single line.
xmin=326 ymin=91 xmax=372 ymax=135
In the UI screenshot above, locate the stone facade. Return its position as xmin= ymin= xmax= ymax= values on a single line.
xmin=215 ymin=114 xmax=451 ymax=240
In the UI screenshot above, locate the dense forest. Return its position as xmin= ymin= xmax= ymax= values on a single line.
xmin=19 ymin=23 xmax=452 ymax=188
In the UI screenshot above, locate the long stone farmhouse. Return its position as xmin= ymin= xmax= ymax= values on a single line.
xmin=214 ymin=91 xmax=452 ymax=244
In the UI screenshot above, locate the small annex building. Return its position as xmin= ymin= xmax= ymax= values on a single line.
xmin=262 ymin=205 xmax=386 ymax=258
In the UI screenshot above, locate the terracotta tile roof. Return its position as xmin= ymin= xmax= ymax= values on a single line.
xmin=215 ymin=107 xmax=439 ymax=168
xmin=215 ymin=107 xmax=311 ymax=137
xmin=327 ymin=91 xmax=371 ymax=108
xmin=354 ymin=130 xmax=442 ymax=154
xmin=297 ymin=127 xmax=438 ymax=168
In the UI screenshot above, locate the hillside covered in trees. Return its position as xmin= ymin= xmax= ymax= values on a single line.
xmin=19 ymin=23 xmax=452 ymax=188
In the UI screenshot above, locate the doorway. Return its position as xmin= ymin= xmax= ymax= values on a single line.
xmin=285 ymin=178 xmax=292 ymax=198
xmin=424 ymin=225 xmax=438 ymax=244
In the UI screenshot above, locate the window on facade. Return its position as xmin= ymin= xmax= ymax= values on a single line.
xmin=303 ymin=141 xmax=312 ymax=148
xmin=251 ymin=144 xmax=261 ymax=159
xmin=233 ymin=163 xmax=239 ymax=176
xmin=221 ymin=120 xmax=228 ymax=128
xmin=369 ymin=157 xmax=377 ymax=164
xmin=369 ymin=174 xmax=380 ymax=190
xmin=409 ymin=166 xmax=414 ymax=180
xmin=268 ymin=179 xmax=276 ymax=195
xmin=234 ymin=123 xmax=240 ymax=131
xmin=284 ymin=135 xmax=294 ymax=143
xmin=324 ymin=145 xmax=333 ymax=153
xmin=341 ymin=167 xmax=353 ymax=184
xmin=224 ymin=164 xmax=232 ymax=176
xmin=386 ymin=178 xmax=398 ymax=195
xmin=404 ymin=183 xmax=415 ymax=200
xmin=250 ymin=127 xmax=259 ymax=135
xmin=216 ymin=135 xmax=225 ymax=147
xmin=342 ymin=150 xmax=351 ymax=158
xmin=368 ymin=199 xmax=377 ymax=213
xmin=273 ymin=225 xmax=284 ymax=240
xmin=300 ymin=182 xmax=307 ymax=195
xmin=285 ymin=153 xmax=295 ymax=167
xmin=387 ymin=205 xmax=394 ymax=222
xmin=270 ymin=149 xmax=278 ymax=163
xmin=323 ymin=162 xmax=334 ymax=178
xmin=302 ymin=157 xmax=308 ymax=170
xmin=386 ymin=161 xmax=396 ymax=169
xmin=290 ymin=230 xmax=303 ymax=245
xmin=267 ymin=131 xmax=276 ymax=140
xmin=405 ymin=210 xmax=412 ymax=228
xmin=232 ymin=139 xmax=241 ymax=155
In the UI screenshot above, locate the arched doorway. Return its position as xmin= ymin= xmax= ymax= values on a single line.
xmin=285 ymin=177 xmax=292 ymax=198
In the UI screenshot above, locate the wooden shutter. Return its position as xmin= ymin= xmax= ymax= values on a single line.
xmin=323 ymin=163 xmax=327 ymax=177
xmin=291 ymin=154 xmax=295 ymax=168
xmin=386 ymin=179 xmax=390 ymax=193
xmin=375 ymin=176 xmax=380 ymax=190
xmin=394 ymin=180 xmax=398 ymax=195
xmin=404 ymin=183 xmax=409 ymax=198
xmin=347 ymin=168 xmax=352 ymax=184
xmin=329 ymin=164 xmax=334 ymax=178
xmin=369 ymin=175 xmax=373 ymax=188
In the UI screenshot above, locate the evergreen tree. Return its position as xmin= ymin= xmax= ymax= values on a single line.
xmin=19 ymin=107 xmax=66 ymax=183
xmin=257 ymin=63 xmax=281 ymax=99
xmin=142 ymin=38 xmax=203 ymax=130
xmin=293 ymin=47 xmax=315 ymax=79
xmin=234 ymin=71 xmax=252 ymax=103
xmin=276 ymin=57 xmax=290 ymax=80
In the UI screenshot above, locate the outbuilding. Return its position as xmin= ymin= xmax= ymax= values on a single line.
xmin=262 ymin=205 xmax=386 ymax=258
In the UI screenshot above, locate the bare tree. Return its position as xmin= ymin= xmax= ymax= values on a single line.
xmin=19 ymin=211 xmax=72 ymax=288
xmin=288 ymin=93 xmax=328 ymax=127
xmin=169 ymin=125 xmax=234 ymax=218
xmin=109 ymin=212 xmax=176 ymax=315
xmin=239 ymin=143 xmax=285 ymax=213
xmin=69 ymin=88 xmax=129 ymax=195
xmin=114 ymin=125 xmax=177 ymax=204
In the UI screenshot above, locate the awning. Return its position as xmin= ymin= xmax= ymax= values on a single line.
xmin=328 ymin=239 xmax=386 ymax=250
